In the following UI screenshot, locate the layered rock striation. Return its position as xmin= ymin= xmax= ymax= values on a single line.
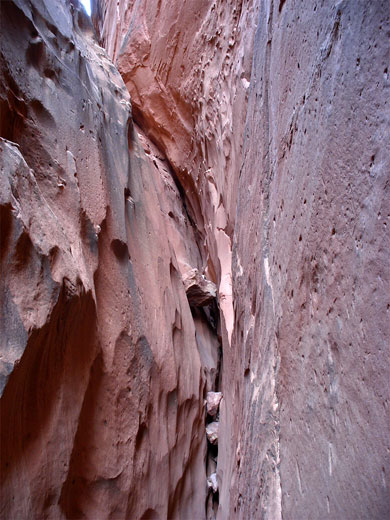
xmin=1 ymin=0 xmax=389 ymax=519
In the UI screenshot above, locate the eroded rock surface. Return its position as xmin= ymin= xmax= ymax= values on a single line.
xmin=96 ymin=1 xmax=390 ymax=519
xmin=0 ymin=1 xmax=219 ymax=518
xmin=222 ymin=2 xmax=390 ymax=520
xmin=1 ymin=0 xmax=389 ymax=519
xmin=94 ymin=0 xmax=261 ymax=353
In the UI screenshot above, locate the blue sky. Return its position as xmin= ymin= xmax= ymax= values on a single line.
xmin=80 ymin=0 xmax=91 ymax=16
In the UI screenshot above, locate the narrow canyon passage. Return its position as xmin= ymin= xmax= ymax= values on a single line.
xmin=0 ymin=1 xmax=389 ymax=519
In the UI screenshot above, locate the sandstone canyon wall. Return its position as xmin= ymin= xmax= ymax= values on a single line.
xmin=1 ymin=1 xmax=219 ymax=518
xmin=1 ymin=0 xmax=389 ymax=519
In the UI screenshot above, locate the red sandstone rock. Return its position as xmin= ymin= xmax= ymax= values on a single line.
xmin=1 ymin=0 xmax=389 ymax=519
xmin=97 ymin=1 xmax=390 ymax=519
xmin=0 ymin=1 xmax=218 ymax=518
xmin=94 ymin=0 xmax=260 ymax=353
xmin=221 ymin=2 xmax=390 ymax=519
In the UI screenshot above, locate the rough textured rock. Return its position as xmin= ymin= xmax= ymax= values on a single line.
xmin=0 ymin=1 xmax=218 ymax=518
xmin=206 ymin=421 xmax=219 ymax=446
xmin=94 ymin=0 xmax=261 ymax=352
xmin=206 ymin=391 xmax=223 ymax=418
xmin=222 ymin=2 xmax=390 ymax=520
xmin=1 ymin=0 xmax=389 ymax=519
xmin=96 ymin=1 xmax=390 ymax=519
xmin=183 ymin=268 xmax=217 ymax=307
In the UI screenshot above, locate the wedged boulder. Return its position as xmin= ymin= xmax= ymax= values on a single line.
xmin=182 ymin=268 xmax=217 ymax=307
xmin=206 ymin=421 xmax=219 ymax=446
xmin=206 ymin=391 xmax=223 ymax=419
xmin=207 ymin=472 xmax=218 ymax=494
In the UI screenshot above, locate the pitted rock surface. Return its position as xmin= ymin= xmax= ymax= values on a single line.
xmin=1 ymin=0 xmax=389 ymax=519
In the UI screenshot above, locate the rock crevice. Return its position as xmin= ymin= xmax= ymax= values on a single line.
xmin=1 ymin=0 xmax=389 ymax=519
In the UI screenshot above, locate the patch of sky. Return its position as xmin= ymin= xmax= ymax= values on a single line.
xmin=80 ymin=0 xmax=91 ymax=16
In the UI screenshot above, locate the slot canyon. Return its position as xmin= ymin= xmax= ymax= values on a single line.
xmin=0 ymin=0 xmax=389 ymax=518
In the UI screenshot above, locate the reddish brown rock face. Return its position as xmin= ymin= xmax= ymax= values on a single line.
xmin=224 ymin=2 xmax=390 ymax=518
xmin=219 ymin=2 xmax=390 ymax=519
xmin=1 ymin=1 xmax=219 ymax=518
xmin=94 ymin=0 xmax=261 ymax=355
xmin=96 ymin=0 xmax=390 ymax=518
xmin=1 ymin=0 xmax=389 ymax=519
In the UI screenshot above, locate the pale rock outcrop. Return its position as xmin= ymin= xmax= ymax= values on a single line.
xmin=206 ymin=421 xmax=219 ymax=446
xmin=206 ymin=391 xmax=223 ymax=418
xmin=207 ymin=472 xmax=218 ymax=494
